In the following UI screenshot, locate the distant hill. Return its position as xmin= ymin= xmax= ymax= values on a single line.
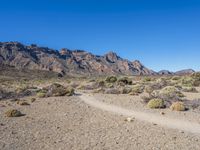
xmin=0 ymin=42 xmax=155 ymax=76
xmin=175 ymin=69 xmax=195 ymax=75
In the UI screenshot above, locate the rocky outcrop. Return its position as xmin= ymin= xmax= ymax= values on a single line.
xmin=0 ymin=42 xmax=155 ymax=75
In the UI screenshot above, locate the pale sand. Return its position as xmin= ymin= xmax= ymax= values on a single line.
xmin=0 ymin=93 xmax=200 ymax=150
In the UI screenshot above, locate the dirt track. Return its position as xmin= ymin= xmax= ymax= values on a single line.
xmin=80 ymin=93 xmax=200 ymax=134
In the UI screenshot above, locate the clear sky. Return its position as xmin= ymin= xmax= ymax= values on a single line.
xmin=0 ymin=0 xmax=200 ymax=71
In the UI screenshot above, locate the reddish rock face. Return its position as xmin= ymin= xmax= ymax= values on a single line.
xmin=0 ymin=42 xmax=155 ymax=75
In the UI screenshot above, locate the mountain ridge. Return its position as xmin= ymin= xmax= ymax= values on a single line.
xmin=0 ymin=41 xmax=197 ymax=76
xmin=0 ymin=42 xmax=155 ymax=76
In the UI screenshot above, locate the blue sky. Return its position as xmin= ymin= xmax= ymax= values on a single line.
xmin=0 ymin=0 xmax=200 ymax=71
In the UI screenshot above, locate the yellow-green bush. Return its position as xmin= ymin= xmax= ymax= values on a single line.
xmin=129 ymin=85 xmax=144 ymax=95
xmin=143 ymin=77 xmax=152 ymax=82
xmin=65 ymin=87 xmax=75 ymax=96
xmin=36 ymin=91 xmax=46 ymax=98
xmin=105 ymin=76 xmax=117 ymax=83
xmin=171 ymin=76 xmax=181 ymax=81
xmin=152 ymin=86 xmax=184 ymax=98
xmin=147 ymin=98 xmax=165 ymax=109
xmin=170 ymin=102 xmax=186 ymax=111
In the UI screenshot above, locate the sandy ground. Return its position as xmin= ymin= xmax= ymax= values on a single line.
xmin=1 ymin=92 xmax=200 ymax=150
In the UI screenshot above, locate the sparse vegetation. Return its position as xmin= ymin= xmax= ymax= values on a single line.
xmin=170 ymin=102 xmax=186 ymax=111
xmin=147 ymin=98 xmax=165 ymax=109
xmin=37 ymin=90 xmax=47 ymax=98
xmin=117 ymin=77 xmax=132 ymax=85
xmin=182 ymin=87 xmax=198 ymax=93
xmin=65 ymin=87 xmax=75 ymax=96
xmin=151 ymin=86 xmax=185 ymax=100
xmin=129 ymin=85 xmax=144 ymax=95
xmin=143 ymin=77 xmax=153 ymax=82
xmin=105 ymin=76 xmax=117 ymax=83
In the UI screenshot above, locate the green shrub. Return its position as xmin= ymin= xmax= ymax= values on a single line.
xmin=143 ymin=77 xmax=152 ymax=82
xmin=37 ymin=91 xmax=47 ymax=98
xmin=171 ymin=76 xmax=181 ymax=81
xmin=117 ymin=77 xmax=132 ymax=85
xmin=147 ymin=98 xmax=165 ymax=109
xmin=105 ymin=76 xmax=117 ymax=83
xmin=170 ymin=102 xmax=186 ymax=111
xmin=129 ymin=85 xmax=144 ymax=95
xmin=180 ymin=77 xmax=195 ymax=87
xmin=65 ymin=87 xmax=75 ymax=96
xmin=152 ymin=86 xmax=184 ymax=99
xmin=191 ymin=72 xmax=200 ymax=81
xmin=98 ymin=80 xmax=105 ymax=87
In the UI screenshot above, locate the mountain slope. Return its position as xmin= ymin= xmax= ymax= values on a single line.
xmin=0 ymin=42 xmax=155 ymax=76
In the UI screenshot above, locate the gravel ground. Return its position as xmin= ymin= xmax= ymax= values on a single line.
xmin=0 ymin=93 xmax=200 ymax=150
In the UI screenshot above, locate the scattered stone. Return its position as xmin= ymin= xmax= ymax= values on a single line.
xmin=125 ymin=117 xmax=135 ymax=122
xmin=31 ymin=98 xmax=36 ymax=102
xmin=5 ymin=109 xmax=24 ymax=117
xmin=160 ymin=112 xmax=165 ymax=115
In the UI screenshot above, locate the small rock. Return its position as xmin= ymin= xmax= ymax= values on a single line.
xmin=180 ymin=131 xmax=184 ymax=134
xmin=160 ymin=112 xmax=165 ymax=115
xmin=125 ymin=117 xmax=135 ymax=122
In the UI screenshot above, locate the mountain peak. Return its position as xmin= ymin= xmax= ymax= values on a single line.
xmin=104 ymin=51 xmax=119 ymax=63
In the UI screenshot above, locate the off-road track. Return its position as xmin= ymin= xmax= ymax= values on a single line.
xmin=80 ymin=93 xmax=200 ymax=134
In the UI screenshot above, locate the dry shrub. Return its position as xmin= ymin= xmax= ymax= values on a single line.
xmin=121 ymin=87 xmax=132 ymax=94
xmin=170 ymin=102 xmax=186 ymax=111
xmin=37 ymin=83 xmax=75 ymax=97
xmin=17 ymin=100 xmax=30 ymax=105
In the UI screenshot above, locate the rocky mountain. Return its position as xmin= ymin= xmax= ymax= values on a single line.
xmin=157 ymin=69 xmax=196 ymax=75
xmin=158 ymin=70 xmax=173 ymax=75
xmin=175 ymin=69 xmax=195 ymax=75
xmin=0 ymin=42 xmax=155 ymax=76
